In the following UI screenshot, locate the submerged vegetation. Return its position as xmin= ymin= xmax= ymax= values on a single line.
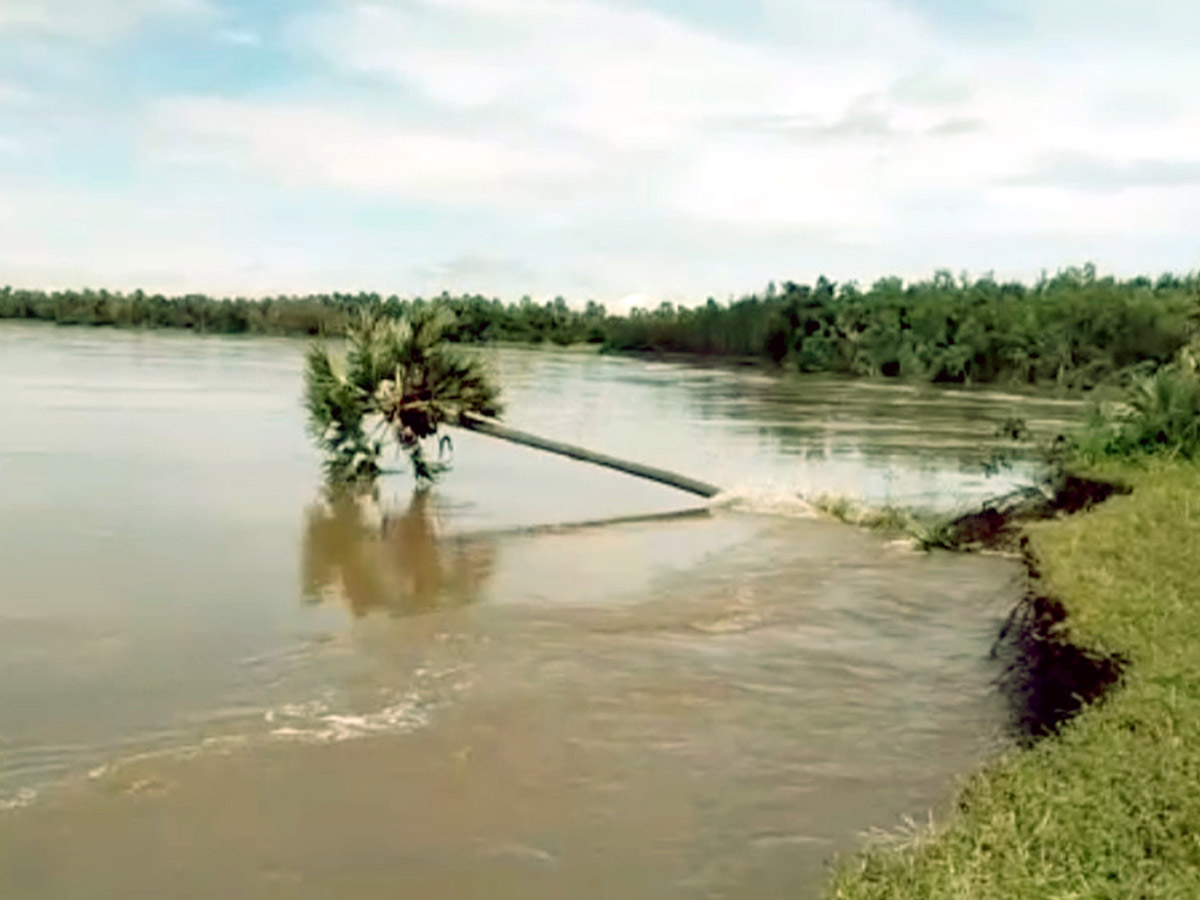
xmin=3 ymin=264 xmax=1198 ymax=388
xmin=304 ymin=308 xmax=502 ymax=484
xmin=809 ymin=495 xmax=960 ymax=551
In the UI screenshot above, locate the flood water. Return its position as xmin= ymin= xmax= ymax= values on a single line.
xmin=0 ymin=323 xmax=1083 ymax=898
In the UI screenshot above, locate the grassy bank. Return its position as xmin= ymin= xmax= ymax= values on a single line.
xmin=827 ymin=460 xmax=1200 ymax=899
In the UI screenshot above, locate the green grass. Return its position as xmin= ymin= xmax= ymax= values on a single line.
xmin=826 ymin=460 xmax=1200 ymax=899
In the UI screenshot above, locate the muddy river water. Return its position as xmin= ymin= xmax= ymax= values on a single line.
xmin=0 ymin=324 xmax=1083 ymax=898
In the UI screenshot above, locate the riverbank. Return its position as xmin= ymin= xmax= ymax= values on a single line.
xmin=826 ymin=460 xmax=1200 ymax=898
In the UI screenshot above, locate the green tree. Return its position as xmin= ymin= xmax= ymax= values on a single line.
xmin=305 ymin=308 xmax=503 ymax=485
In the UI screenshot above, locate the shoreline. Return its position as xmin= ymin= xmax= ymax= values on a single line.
xmin=826 ymin=460 xmax=1200 ymax=898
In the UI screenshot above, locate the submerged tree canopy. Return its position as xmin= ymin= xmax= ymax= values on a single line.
xmin=304 ymin=307 xmax=503 ymax=485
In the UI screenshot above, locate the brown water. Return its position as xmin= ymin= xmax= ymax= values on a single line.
xmin=0 ymin=323 xmax=1082 ymax=898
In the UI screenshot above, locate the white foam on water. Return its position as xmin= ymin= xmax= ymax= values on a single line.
xmin=709 ymin=487 xmax=819 ymax=519
xmin=266 ymin=693 xmax=431 ymax=744
xmin=8 ymin=686 xmax=451 ymax=811
xmin=0 ymin=788 xmax=38 ymax=812
xmin=80 ymin=734 xmax=252 ymax=787
xmin=260 ymin=665 xmax=474 ymax=745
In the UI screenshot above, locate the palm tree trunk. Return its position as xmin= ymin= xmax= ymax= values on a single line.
xmin=457 ymin=414 xmax=722 ymax=499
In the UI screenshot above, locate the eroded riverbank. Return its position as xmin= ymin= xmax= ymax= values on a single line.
xmin=829 ymin=462 xmax=1200 ymax=898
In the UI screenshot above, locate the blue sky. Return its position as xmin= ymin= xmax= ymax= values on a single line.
xmin=0 ymin=0 xmax=1198 ymax=305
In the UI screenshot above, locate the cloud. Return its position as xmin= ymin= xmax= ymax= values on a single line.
xmin=1004 ymin=152 xmax=1200 ymax=194
xmin=760 ymin=0 xmax=932 ymax=58
xmin=293 ymin=0 xmax=912 ymax=150
xmin=0 ymin=176 xmax=243 ymax=293
xmin=216 ymin=28 xmax=262 ymax=47
xmin=275 ymin=0 xmax=976 ymax=240
xmin=152 ymin=96 xmax=597 ymax=205
xmin=0 ymin=0 xmax=211 ymax=43
xmin=411 ymin=254 xmax=539 ymax=296
xmin=1008 ymin=0 xmax=1200 ymax=45
xmin=669 ymin=135 xmax=891 ymax=229
xmin=0 ymin=81 xmax=34 ymax=105
xmin=889 ymin=69 xmax=972 ymax=107
xmin=723 ymin=104 xmax=899 ymax=143
xmin=927 ymin=117 xmax=985 ymax=137
xmin=3 ymin=0 xmax=1200 ymax=301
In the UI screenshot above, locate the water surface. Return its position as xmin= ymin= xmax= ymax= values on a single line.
xmin=0 ymin=324 xmax=1081 ymax=898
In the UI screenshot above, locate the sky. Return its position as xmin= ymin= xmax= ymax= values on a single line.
xmin=0 ymin=0 xmax=1198 ymax=305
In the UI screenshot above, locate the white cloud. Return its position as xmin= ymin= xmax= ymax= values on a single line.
xmin=0 ymin=81 xmax=33 ymax=105
xmin=4 ymin=0 xmax=1200 ymax=299
xmin=671 ymin=136 xmax=890 ymax=230
xmin=411 ymin=253 xmax=539 ymax=295
xmin=0 ymin=0 xmax=211 ymax=43
xmin=283 ymin=0 xmax=1200 ymax=249
xmin=761 ymin=0 xmax=932 ymax=57
xmin=983 ymin=185 xmax=1200 ymax=238
xmin=0 ymin=178 xmax=239 ymax=293
xmin=152 ymin=96 xmax=597 ymax=204
xmin=295 ymin=0 xmax=904 ymax=150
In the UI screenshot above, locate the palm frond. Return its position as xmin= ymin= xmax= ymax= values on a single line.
xmin=1073 ymin=353 xmax=1200 ymax=461
xmin=304 ymin=306 xmax=503 ymax=486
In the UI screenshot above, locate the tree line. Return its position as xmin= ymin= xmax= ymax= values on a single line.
xmin=0 ymin=286 xmax=610 ymax=345
xmin=2 ymin=264 xmax=1197 ymax=388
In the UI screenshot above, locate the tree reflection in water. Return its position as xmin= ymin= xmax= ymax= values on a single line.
xmin=302 ymin=490 xmax=497 ymax=618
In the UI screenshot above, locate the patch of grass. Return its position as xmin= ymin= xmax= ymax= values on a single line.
xmin=826 ymin=460 xmax=1200 ymax=899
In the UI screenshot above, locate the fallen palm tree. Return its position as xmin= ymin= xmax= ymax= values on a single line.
xmin=304 ymin=307 xmax=721 ymax=498
xmin=457 ymin=414 xmax=720 ymax=498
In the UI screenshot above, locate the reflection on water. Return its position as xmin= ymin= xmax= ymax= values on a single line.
xmin=302 ymin=491 xmax=496 ymax=618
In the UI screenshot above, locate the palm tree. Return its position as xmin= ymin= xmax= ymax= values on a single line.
xmin=305 ymin=305 xmax=721 ymax=497
xmin=304 ymin=306 xmax=503 ymax=485
xmin=1076 ymin=346 xmax=1200 ymax=460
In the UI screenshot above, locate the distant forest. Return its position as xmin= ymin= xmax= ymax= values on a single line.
xmin=3 ymin=264 xmax=1197 ymax=388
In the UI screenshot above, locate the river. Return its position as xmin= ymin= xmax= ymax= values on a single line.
xmin=0 ymin=323 xmax=1082 ymax=898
